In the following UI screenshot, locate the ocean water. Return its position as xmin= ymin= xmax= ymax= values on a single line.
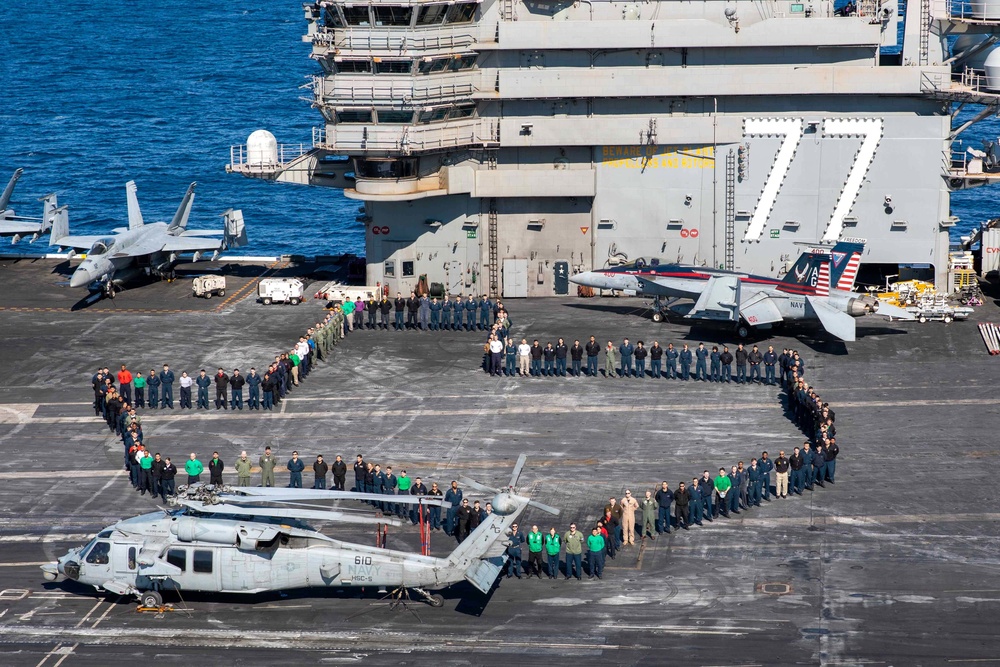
xmin=0 ymin=1 xmax=362 ymax=257
xmin=0 ymin=1 xmax=995 ymax=257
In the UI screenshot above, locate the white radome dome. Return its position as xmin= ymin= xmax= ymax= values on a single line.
xmin=984 ymin=48 xmax=1000 ymax=91
xmin=246 ymin=129 xmax=278 ymax=167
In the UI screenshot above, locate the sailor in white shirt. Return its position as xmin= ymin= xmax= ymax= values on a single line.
xmin=517 ymin=338 xmax=531 ymax=376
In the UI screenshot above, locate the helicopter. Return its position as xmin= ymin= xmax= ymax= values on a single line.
xmin=40 ymin=455 xmax=558 ymax=608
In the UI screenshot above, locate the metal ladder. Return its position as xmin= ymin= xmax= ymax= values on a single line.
xmin=919 ymin=0 xmax=931 ymax=66
xmin=501 ymin=0 xmax=516 ymax=21
xmin=488 ymin=198 xmax=499 ymax=298
xmin=725 ymin=150 xmax=736 ymax=271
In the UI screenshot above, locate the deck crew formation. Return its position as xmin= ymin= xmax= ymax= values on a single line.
xmin=81 ymin=307 xmax=842 ymax=585
xmin=328 ymin=291 xmax=510 ymax=334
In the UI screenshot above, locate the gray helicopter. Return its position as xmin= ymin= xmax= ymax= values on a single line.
xmin=40 ymin=455 xmax=558 ymax=608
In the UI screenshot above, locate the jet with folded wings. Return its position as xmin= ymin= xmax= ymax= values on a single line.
xmin=0 ymin=168 xmax=59 ymax=244
xmin=569 ymin=239 xmax=913 ymax=341
xmin=51 ymin=180 xmax=247 ymax=296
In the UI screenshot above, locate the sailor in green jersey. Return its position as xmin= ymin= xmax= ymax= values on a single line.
xmin=587 ymin=528 xmax=606 ymax=579
xmin=185 ymin=452 xmax=204 ymax=485
xmin=544 ymin=527 xmax=561 ymax=579
xmin=396 ymin=470 xmax=412 ymax=518
xmin=714 ymin=467 xmax=732 ymax=518
xmin=526 ymin=525 xmax=544 ymax=578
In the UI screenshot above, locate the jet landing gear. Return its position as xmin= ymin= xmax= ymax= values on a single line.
xmin=650 ymin=297 xmax=680 ymax=323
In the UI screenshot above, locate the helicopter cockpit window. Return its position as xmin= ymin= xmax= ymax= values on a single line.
xmin=88 ymin=239 xmax=112 ymax=256
xmin=85 ymin=541 xmax=110 ymax=565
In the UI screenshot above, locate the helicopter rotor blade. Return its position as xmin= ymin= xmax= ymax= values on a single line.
xmin=508 ymin=453 xmax=527 ymax=489
xmin=528 ymin=499 xmax=561 ymax=516
xmin=458 ymin=476 xmax=496 ymax=495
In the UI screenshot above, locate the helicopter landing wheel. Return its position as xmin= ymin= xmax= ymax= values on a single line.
xmin=413 ymin=587 xmax=444 ymax=607
xmin=140 ymin=590 xmax=162 ymax=608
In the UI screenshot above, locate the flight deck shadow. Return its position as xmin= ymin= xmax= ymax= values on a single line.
xmin=564 ymin=301 xmax=653 ymax=318
xmin=44 ymin=578 xmax=494 ymax=615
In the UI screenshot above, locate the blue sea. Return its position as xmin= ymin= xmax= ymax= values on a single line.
xmin=0 ymin=1 xmax=996 ymax=256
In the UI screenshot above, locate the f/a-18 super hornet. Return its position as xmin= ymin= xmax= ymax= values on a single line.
xmin=51 ymin=180 xmax=247 ymax=297
xmin=569 ymin=239 xmax=913 ymax=341
xmin=41 ymin=455 xmax=557 ymax=609
xmin=0 ymin=168 xmax=59 ymax=244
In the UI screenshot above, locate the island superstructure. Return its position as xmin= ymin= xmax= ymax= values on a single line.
xmin=228 ymin=0 xmax=1000 ymax=297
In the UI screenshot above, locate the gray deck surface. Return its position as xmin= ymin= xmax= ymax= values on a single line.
xmin=0 ymin=260 xmax=996 ymax=666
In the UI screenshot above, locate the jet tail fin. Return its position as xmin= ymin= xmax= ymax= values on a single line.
xmin=167 ymin=182 xmax=196 ymax=233
xmin=38 ymin=193 xmax=58 ymax=234
xmin=49 ymin=206 xmax=70 ymax=246
xmin=779 ymin=248 xmax=828 ymax=292
xmin=221 ymin=208 xmax=248 ymax=249
xmin=126 ymin=181 xmax=144 ymax=229
xmin=0 ymin=168 xmax=24 ymax=214
xmin=828 ymin=239 xmax=866 ymax=291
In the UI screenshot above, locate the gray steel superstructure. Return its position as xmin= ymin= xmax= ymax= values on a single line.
xmin=229 ymin=0 xmax=1000 ymax=296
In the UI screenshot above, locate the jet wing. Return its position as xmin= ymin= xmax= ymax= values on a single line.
xmin=53 ymin=235 xmax=106 ymax=251
xmin=805 ymin=295 xmax=857 ymax=342
xmin=0 ymin=221 xmax=45 ymax=235
xmin=685 ymin=275 xmax=741 ymax=322
xmin=739 ymin=291 xmax=784 ymax=326
xmin=634 ymin=275 xmax=703 ymax=299
xmin=108 ymin=235 xmax=170 ymax=258
xmin=159 ymin=236 xmax=226 ymax=253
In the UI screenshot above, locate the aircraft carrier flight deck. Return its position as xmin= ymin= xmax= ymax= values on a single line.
xmin=0 ymin=258 xmax=997 ymax=666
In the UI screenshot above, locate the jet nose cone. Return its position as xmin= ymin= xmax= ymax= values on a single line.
xmin=569 ymin=271 xmax=603 ymax=288
xmin=69 ymin=266 xmax=92 ymax=289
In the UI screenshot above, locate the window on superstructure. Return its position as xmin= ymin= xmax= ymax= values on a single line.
xmin=375 ymin=110 xmax=415 ymax=124
xmin=336 ymin=60 xmax=372 ymax=74
xmin=418 ymin=107 xmax=451 ymax=123
xmin=445 ymin=3 xmax=477 ymax=23
xmin=355 ymin=158 xmax=417 ymax=178
xmin=373 ymin=6 xmax=413 ymax=26
xmin=402 ymin=261 xmax=415 ymax=277
xmin=384 ymin=260 xmax=396 ymax=277
xmin=416 ymin=4 xmax=448 ymax=25
xmin=418 ymin=58 xmax=450 ymax=75
xmin=342 ymin=6 xmax=371 ymax=25
xmin=447 ymin=104 xmax=476 ymax=119
xmin=336 ymin=110 xmax=374 ymax=124
xmin=449 ymin=55 xmax=478 ymax=71
xmin=323 ymin=6 xmax=346 ymax=28
xmin=374 ymin=60 xmax=413 ymax=75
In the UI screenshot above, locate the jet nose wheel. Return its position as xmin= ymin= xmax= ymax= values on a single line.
xmin=651 ymin=312 xmax=664 ymax=323
xmin=736 ymin=323 xmax=750 ymax=339
xmin=428 ymin=594 xmax=444 ymax=607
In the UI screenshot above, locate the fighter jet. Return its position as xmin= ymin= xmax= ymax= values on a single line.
xmin=51 ymin=180 xmax=247 ymax=296
xmin=569 ymin=239 xmax=913 ymax=341
xmin=0 ymin=168 xmax=59 ymax=244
